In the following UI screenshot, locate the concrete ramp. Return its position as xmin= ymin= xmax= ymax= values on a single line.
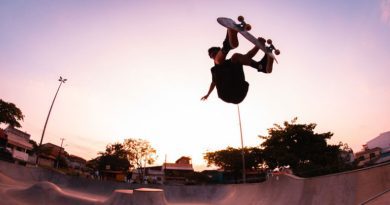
xmin=105 ymin=188 xmax=167 ymax=205
xmin=162 ymin=163 xmax=390 ymax=205
xmin=6 ymin=181 xmax=100 ymax=205
xmin=362 ymin=190 xmax=390 ymax=205
xmin=0 ymin=161 xmax=389 ymax=205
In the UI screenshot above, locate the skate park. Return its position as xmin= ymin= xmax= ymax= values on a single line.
xmin=0 ymin=160 xmax=389 ymax=205
xmin=2 ymin=1 xmax=390 ymax=205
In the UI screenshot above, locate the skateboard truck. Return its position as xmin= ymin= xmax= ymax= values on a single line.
xmin=266 ymin=39 xmax=280 ymax=55
xmin=236 ymin=16 xmax=252 ymax=31
xmin=238 ymin=16 xmax=280 ymax=56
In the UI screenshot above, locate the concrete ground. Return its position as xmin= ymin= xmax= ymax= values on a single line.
xmin=0 ymin=161 xmax=389 ymax=205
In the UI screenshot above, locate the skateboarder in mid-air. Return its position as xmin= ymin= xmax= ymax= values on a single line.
xmin=201 ymin=28 xmax=274 ymax=104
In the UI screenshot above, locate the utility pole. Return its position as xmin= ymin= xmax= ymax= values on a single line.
xmin=164 ymin=154 xmax=167 ymax=184
xmin=237 ymin=105 xmax=246 ymax=183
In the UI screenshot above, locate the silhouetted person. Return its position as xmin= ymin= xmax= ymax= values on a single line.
xmin=201 ymin=28 xmax=274 ymax=104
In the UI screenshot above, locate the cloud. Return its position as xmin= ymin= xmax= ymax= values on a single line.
xmin=381 ymin=0 xmax=390 ymax=25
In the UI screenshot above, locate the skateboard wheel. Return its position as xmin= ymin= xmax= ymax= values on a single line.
xmin=275 ymin=49 xmax=280 ymax=55
xmin=238 ymin=16 xmax=244 ymax=22
xmin=245 ymin=24 xmax=251 ymax=31
xmin=267 ymin=39 xmax=273 ymax=44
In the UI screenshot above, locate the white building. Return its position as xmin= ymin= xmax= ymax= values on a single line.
xmin=132 ymin=156 xmax=194 ymax=185
xmin=4 ymin=126 xmax=33 ymax=164
xmin=355 ymin=131 xmax=390 ymax=166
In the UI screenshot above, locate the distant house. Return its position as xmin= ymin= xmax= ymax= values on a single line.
xmin=132 ymin=156 xmax=194 ymax=185
xmin=38 ymin=143 xmax=68 ymax=167
xmin=3 ymin=126 xmax=33 ymax=165
xmin=355 ymin=147 xmax=382 ymax=167
xmin=132 ymin=165 xmax=164 ymax=184
xmin=355 ymin=131 xmax=390 ymax=167
xmin=100 ymin=169 xmax=126 ymax=182
xmin=68 ymin=155 xmax=87 ymax=170
xmin=163 ymin=156 xmax=194 ymax=184
xmin=98 ymin=164 xmax=127 ymax=182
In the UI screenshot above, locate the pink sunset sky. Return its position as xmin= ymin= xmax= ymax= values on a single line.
xmin=1 ymin=0 xmax=389 ymax=170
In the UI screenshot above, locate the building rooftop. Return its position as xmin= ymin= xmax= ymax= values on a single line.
xmin=366 ymin=131 xmax=390 ymax=150
xmin=5 ymin=126 xmax=30 ymax=140
xmin=164 ymin=162 xmax=193 ymax=171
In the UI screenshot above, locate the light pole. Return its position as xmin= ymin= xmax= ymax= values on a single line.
xmin=36 ymin=76 xmax=67 ymax=165
xmin=237 ymin=105 xmax=246 ymax=183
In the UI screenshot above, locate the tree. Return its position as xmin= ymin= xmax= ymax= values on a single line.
xmin=123 ymin=138 xmax=157 ymax=182
xmin=204 ymin=146 xmax=265 ymax=182
xmin=96 ymin=143 xmax=131 ymax=172
xmin=0 ymin=99 xmax=24 ymax=128
xmin=260 ymin=118 xmax=348 ymax=177
xmin=204 ymin=147 xmax=264 ymax=170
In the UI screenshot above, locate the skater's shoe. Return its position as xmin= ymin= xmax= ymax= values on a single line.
xmin=257 ymin=54 xmax=274 ymax=73
xmin=228 ymin=28 xmax=239 ymax=49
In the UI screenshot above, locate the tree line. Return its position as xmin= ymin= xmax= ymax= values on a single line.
xmin=204 ymin=118 xmax=355 ymax=178
xmin=87 ymin=139 xmax=156 ymax=181
xmin=1 ymin=99 xmax=355 ymax=179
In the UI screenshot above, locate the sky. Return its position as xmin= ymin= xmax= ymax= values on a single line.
xmin=1 ymin=0 xmax=389 ymax=171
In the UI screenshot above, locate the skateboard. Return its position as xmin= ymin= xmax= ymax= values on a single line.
xmin=217 ymin=16 xmax=280 ymax=63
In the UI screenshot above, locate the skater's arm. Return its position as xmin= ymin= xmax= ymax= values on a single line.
xmin=201 ymin=81 xmax=216 ymax=101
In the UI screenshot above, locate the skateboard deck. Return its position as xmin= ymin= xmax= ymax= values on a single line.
xmin=217 ymin=16 xmax=279 ymax=63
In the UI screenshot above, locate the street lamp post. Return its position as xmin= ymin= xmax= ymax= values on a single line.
xmin=237 ymin=105 xmax=246 ymax=183
xmin=36 ymin=76 xmax=67 ymax=165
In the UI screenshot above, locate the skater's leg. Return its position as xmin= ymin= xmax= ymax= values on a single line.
xmin=230 ymin=45 xmax=260 ymax=66
xmin=246 ymin=37 xmax=265 ymax=58
xmin=231 ymin=53 xmax=252 ymax=65
xmin=231 ymin=37 xmax=265 ymax=65
xmin=244 ymin=45 xmax=260 ymax=59
xmin=213 ymin=29 xmax=238 ymax=65
xmin=227 ymin=29 xmax=239 ymax=49
xmin=221 ymin=30 xmax=238 ymax=55
xmin=231 ymin=52 xmax=274 ymax=73
xmin=231 ymin=37 xmax=274 ymax=73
